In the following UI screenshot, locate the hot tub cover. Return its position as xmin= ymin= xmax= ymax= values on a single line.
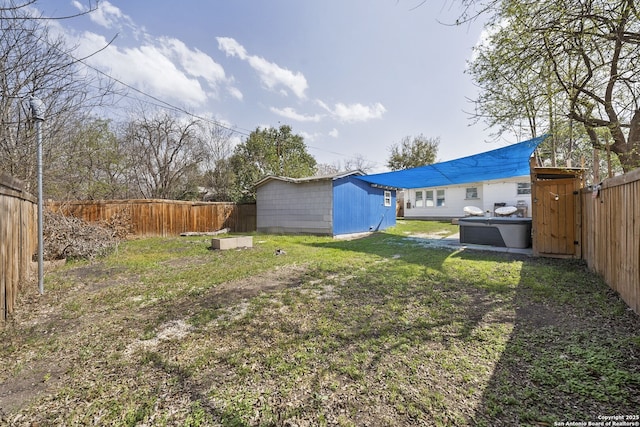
xmin=495 ymin=206 xmax=518 ymax=216
xmin=458 ymin=217 xmax=532 ymax=225
xmin=464 ymin=206 xmax=484 ymax=216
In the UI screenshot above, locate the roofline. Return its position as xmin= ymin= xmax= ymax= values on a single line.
xmin=254 ymin=170 xmax=365 ymax=188
xmin=368 ymin=182 xmax=403 ymax=190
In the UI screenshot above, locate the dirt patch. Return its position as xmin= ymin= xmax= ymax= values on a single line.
xmin=0 ymin=262 xmax=310 ymax=419
xmin=213 ymin=264 xmax=307 ymax=296
xmin=125 ymin=319 xmax=193 ymax=356
xmin=515 ymin=300 xmax=562 ymax=329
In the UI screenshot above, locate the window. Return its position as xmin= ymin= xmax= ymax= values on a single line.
xmin=425 ymin=190 xmax=434 ymax=207
xmin=415 ymin=190 xmax=424 ymax=207
xmin=384 ymin=191 xmax=391 ymax=207
xmin=417 ymin=189 xmax=445 ymax=207
xmin=517 ymin=182 xmax=531 ymax=195
xmin=465 ymin=187 xmax=478 ymax=199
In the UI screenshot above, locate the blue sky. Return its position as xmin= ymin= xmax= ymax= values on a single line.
xmin=34 ymin=0 xmax=513 ymax=172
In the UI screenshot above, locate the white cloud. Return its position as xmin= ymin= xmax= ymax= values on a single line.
xmin=73 ymin=0 xmax=133 ymax=30
xmin=329 ymin=128 xmax=339 ymax=138
xmin=470 ymin=17 xmax=511 ymax=63
xmin=65 ymin=3 xmax=238 ymax=107
xmin=217 ymin=37 xmax=308 ymax=99
xmin=248 ymin=56 xmax=308 ymax=99
xmin=300 ymin=131 xmax=320 ymax=141
xmin=270 ymin=107 xmax=322 ymax=122
xmin=157 ymin=37 xmax=227 ymax=88
xmin=77 ymin=32 xmax=209 ymax=106
xmin=227 ymin=86 xmax=244 ymax=101
xmin=217 ymin=37 xmax=248 ymax=59
xmin=318 ymin=100 xmax=387 ymax=123
xmin=65 ymin=22 xmax=238 ymax=106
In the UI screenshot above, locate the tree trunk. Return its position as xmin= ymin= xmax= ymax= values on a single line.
xmin=614 ymin=109 xmax=640 ymax=172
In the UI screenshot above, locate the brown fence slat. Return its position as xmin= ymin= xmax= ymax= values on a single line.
xmin=47 ymin=199 xmax=256 ymax=237
xmin=581 ymin=168 xmax=640 ymax=314
xmin=1 ymin=173 xmax=37 ymax=322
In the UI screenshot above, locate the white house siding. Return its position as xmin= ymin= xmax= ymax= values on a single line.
xmin=404 ymin=176 xmax=532 ymax=219
xmin=256 ymin=180 xmax=333 ymax=234
xmin=482 ymin=178 xmax=531 ymax=215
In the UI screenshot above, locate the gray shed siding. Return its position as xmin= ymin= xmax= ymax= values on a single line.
xmin=256 ymin=179 xmax=333 ymax=234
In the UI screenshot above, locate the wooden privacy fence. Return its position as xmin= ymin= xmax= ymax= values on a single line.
xmin=1 ymin=173 xmax=37 ymax=322
xmin=48 ymin=199 xmax=256 ymax=237
xmin=581 ymin=168 xmax=640 ymax=315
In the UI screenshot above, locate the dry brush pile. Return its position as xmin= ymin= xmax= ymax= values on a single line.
xmin=43 ymin=208 xmax=130 ymax=261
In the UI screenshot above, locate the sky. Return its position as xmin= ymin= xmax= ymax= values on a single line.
xmin=33 ymin=0 xmax=513 ymax=173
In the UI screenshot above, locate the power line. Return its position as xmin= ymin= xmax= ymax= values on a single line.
xmin=32 ymin=27 xmax=253 ymax=137
xmin=76 ymin=53 xmax=386 ymax=167
xmin=79 ymin=59 xmax=252 ymax=137
xmin=34 ymin=20 xmax=385 ymax=167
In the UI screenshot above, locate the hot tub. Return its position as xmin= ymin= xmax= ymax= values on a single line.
xmin=458 ymin=217 xmax=532 ymax=248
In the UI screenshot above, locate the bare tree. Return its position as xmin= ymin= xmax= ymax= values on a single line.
xmin=343 ymin=154 xmax=376 ymax=173
xmin=120 ymin=109 xmax=210 ymax=200
xmin=200 ymin=121 xmax=237 ymax=201
xmin=314 ymin=162 xmax=341 ymax=176
xmin=0 ymin=1 xmax=115 ymax=193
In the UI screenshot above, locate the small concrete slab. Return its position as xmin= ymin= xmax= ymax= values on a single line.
xmin=234 ymin=236 xmax=253 ymax=248
xmin=211 ymin=236 xmax=253 ymax=250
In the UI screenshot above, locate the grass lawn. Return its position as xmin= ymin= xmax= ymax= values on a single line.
xmin=1 ymin=220 xmax=638 ymax=426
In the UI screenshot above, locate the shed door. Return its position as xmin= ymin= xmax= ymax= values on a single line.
xmin=532 ymin=178 xmax=579 ymax=256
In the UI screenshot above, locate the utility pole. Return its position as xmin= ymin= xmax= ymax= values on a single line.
xmin=275 ymin=123 xmax=283 ymax=174
xmin=30 ymin=96 xmax=45 ymax=295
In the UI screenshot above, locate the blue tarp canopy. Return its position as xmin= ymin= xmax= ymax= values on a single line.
xmin=357 ymin=135 xmax=546 ymax=189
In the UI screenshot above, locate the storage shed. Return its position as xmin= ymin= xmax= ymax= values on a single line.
xmin=255 ymin=171 xmax=396 ymax=236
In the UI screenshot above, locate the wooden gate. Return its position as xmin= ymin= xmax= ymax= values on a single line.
xmin=531 ymin=167 xmax=585 ymax=258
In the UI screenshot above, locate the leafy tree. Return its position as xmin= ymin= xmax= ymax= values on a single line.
xmin=468 ymin=25 xmax=583 ymax=168
xmin=466 ymin=0 xmax=640 ymax=172
xmin=386 ymin=134 xmax=439 ymax=170
xmin=229 ymin=125 xmax=317 ymax=202
xmin=47 ymin=118 xmax=128 ymax=200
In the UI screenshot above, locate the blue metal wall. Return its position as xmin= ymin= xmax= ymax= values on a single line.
xmin=332 ymin=176 xmax=396 ymax=235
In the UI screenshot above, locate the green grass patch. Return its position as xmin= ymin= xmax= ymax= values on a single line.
xmin=2 ymin=221 xmax=638 ymax=426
